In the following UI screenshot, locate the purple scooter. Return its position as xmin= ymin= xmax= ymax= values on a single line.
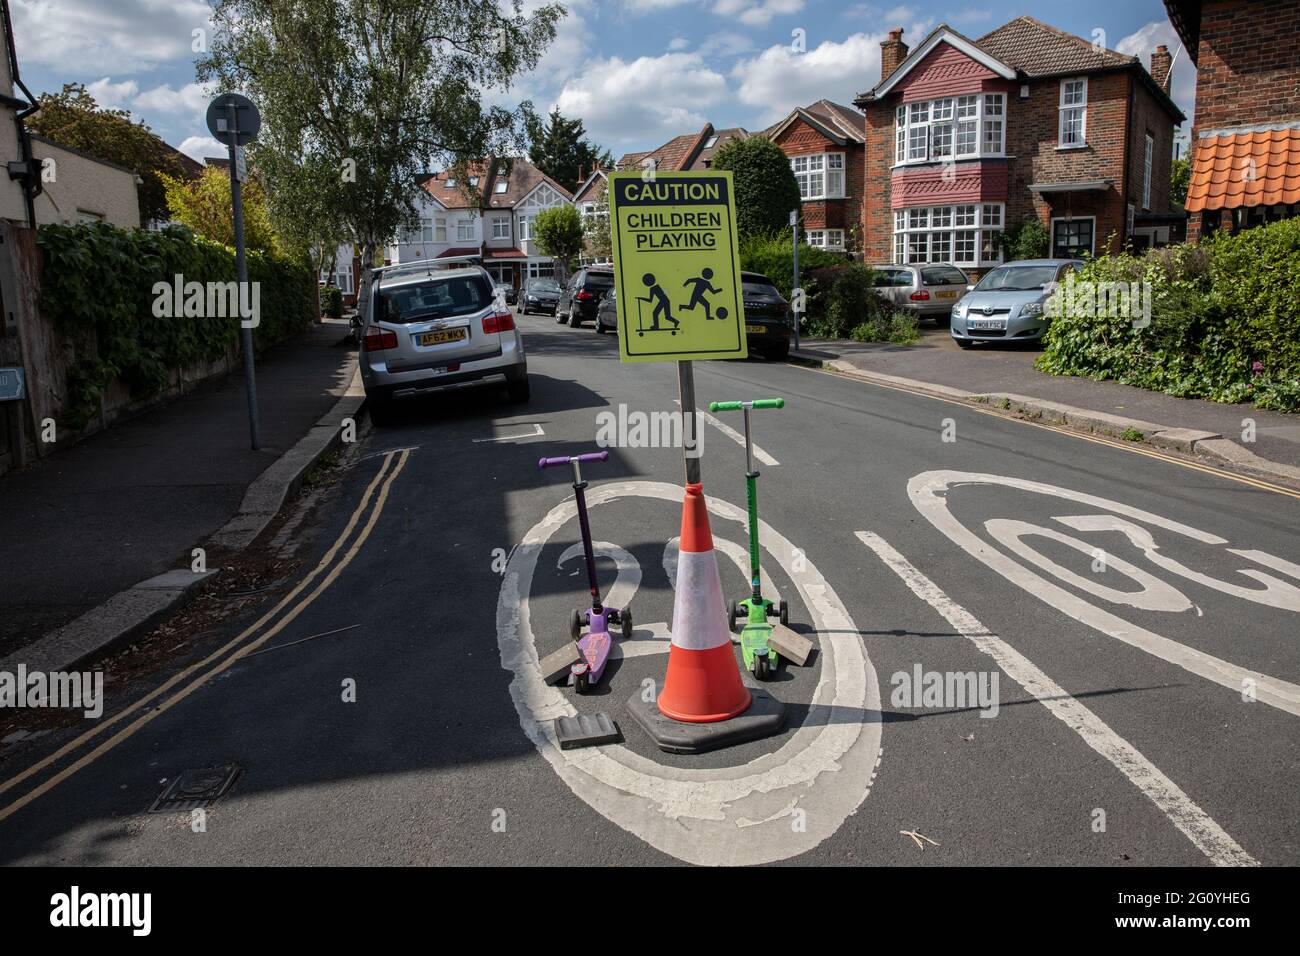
xmin=538 ymin=450 xmax=633 ymax=693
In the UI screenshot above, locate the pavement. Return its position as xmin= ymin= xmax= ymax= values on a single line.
xmin=0 ymin=319 xmax=360 ymax=660
xmin=1 ymin=314 xmax=1295 ymax=867
xmin=792 ymin=326 xmax=1300 ymax=472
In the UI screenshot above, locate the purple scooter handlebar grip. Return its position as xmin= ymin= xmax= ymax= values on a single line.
xmin=537 ymin=450 xmax=609 ymax=469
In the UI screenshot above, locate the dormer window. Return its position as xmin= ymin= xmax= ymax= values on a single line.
xmin=494 ymin=180 xmax=508 ymax=194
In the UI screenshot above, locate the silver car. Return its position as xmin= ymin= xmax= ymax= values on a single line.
xmin=871 ymin=263 xmax=970 ymax=322
xmin=950 ymin=258 xmax=1083 ymax=348
xmin=359 ymin=259 xmax=529 ymax=424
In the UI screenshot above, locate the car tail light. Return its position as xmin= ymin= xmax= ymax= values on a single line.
xmin=482 ymin=311 xmax=515 ymax=334
xmin=576 ymin=290 xmax=594 ymax=301
xmin=364 ymin=327 xmax=398 ymax=351
xmin=909 ymin=290 xmax=931 ymax=301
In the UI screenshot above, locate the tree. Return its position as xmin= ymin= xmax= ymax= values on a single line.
xmin=533 ymin=205 xmax=584 ymax=277
xmin=27 ymin=83 xmax=191 ymax=224
xmin=199 ymin=0 xmax=564 ymax=322
xmin=160 ymin=166 xmax=282 ymax=253
xmin=710 ymin=136 xmax=801 ymax=239
xmin=1171 ymin=156 xmax=1190 ymax=207
xmin=526 ymin=108 xmax=613 ymax=192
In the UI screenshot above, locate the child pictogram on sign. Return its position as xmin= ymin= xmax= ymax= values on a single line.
xmin=636 ymin=273 xmax=680 ymax=335
xmin=680 ymin=268 xmax=728 ymax=321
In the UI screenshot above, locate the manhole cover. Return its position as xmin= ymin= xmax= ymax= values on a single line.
xmin=149 ymin=766 xmax=240 ymax=813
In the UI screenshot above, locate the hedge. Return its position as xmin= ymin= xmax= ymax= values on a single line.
xmin=1036 ymin=217 xmax=1300 ymax=412
xmin=738 ymin=232 xmax=848 ymax=327
xmin=38 ymin=221 xmax=316 ymax=428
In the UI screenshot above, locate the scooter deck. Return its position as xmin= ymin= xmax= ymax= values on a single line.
xmin=573 ymin=628 xmax=613 ymax=684
xmin=739 ymin=620 xmax=776 ymax=669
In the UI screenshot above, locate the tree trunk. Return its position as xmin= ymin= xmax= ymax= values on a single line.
xmin=355 ymin=239 xmax=377 ymax=325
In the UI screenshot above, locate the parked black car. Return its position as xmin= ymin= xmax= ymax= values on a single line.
xmin=739 ymin=271 xmax=792 ymax=360
xmin=595 ymin=286 xmax=617 ymax=334
xmin=493 ymin=282 xmax=518 ymax=307
xmin=557 ymin=265 xmax=614 ymax=328
xmin=520 ymin=277 xmax=561 ymax=315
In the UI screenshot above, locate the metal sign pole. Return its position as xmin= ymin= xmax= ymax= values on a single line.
xmin=791 ymin=211 xmax=801 ymax=353
xmin=226 ymin=101 xmax=261 ymax=451
xmin=677 ymin=360 xmax=700 ymax=485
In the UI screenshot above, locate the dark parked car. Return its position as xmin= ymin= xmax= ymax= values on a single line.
xmin=519 ymin=276 xmax=561 ymax=315
xmin=595 ymin=286 xmax=617 ymax=334
xmin=557 ymin=265 xmax=614 ymax=328
xmin=739 ymin=271 xmax=792 ymax=360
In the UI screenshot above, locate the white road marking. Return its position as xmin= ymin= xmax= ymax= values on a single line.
xmin=474 ymin=423 xmax=545 ymax=443
xmin=674 ymin=400 xmax=779 ymax=466
xmin=497 ymin=480 xmax=881 ymax=866
xmin=857 ymin=530 xmax=1258 ymax=867
xmin=909 ymin=471 xmax=1300 ymax=717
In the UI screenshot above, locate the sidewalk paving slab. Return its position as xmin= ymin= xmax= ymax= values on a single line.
xmin=0 ymin=319 xmax=361 ymax=665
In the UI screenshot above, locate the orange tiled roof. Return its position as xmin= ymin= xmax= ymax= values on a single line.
xmin=1186 ymin=127 xmax=1300 ymax=212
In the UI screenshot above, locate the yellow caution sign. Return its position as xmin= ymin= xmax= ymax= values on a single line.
xmin=609 ymin=170 xmax=747 ymax=362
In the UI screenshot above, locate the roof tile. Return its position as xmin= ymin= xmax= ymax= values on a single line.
xmin=1186 ymin=128 xmax=1300 ymax=211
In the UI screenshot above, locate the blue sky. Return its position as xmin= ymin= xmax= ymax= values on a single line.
xmin=11 ymin=0 xmax=1193 ymax=164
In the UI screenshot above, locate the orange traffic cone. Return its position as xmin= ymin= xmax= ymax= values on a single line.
xmin=657 ymin=482 xmax=751 ymax=722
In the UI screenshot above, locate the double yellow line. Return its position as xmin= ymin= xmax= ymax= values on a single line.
xmin=0 ymin=448 xmax=411 ymax=824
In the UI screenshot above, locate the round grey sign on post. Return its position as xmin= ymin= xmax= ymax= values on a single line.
xmin=206 ymin=93 xmax=261 ymax=146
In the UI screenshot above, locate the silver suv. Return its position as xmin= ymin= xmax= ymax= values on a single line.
xmin=359 ymin=259 xmax=529 ymax=424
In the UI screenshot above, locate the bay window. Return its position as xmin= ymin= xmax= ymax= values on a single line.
xmin=893 ymin=203 xmax=1005 ymax=266
xmin=895 ymin=93 xmax=1004 ymax=165
xmin=792 ymin=153 xmax=845 ymax=200
xmin=806 ymin=228 xmax=845 ymax=250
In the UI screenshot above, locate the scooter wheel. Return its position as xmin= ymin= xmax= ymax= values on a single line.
xmin=570 ymin=608 xmax=583 ymax=641
xmin=753 ymin=655 xmax=768 ymax=681
xmin=779 ymin=600 xmax=789 ymax=627
xmin=621 ymin=607 xmax=633 ymax=641
xmin=574 ymin=672 xmax=589 ymax=695
xmin=728 ymin=600 xmax=739 ymax=633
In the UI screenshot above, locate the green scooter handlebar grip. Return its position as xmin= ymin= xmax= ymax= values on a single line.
xmin=708 ymin=398 xmax=785 ymax=412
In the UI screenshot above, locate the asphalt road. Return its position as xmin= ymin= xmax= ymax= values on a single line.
xmin=2 ymin=313 xmax=1297 ymax=867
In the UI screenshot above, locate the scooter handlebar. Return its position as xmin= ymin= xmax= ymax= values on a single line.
xmin=708 ymin=398 xmax=785 ymax=412
xmin=537 ymin=451 xmax=610 ymax=469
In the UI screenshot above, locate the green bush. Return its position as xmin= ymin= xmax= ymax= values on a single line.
xmin=320 ymin=285 xmax=343 ymax=318
xmin=1000 ymin=219 xmax=1050 ymax=261
xmin=1036 ymin=217 xmax=1300 ymax=411
xmin=38 ymin=221 xmax=315 ymax=429
xmin=738 ymin=231 xmax=847 ymax=330
xmin=710 ymin=137 xmax=802 ymax=238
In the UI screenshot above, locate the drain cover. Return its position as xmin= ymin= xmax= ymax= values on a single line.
xmin=149 ymin=766 xmax=240 ymax=813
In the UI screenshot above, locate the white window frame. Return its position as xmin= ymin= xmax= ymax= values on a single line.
xmin=892 ymin=203 xmax=1005 ymax=267
xmin=894 ymin=94 xmax=1004 ymax=166
xmin=1050 ymin=216 xmax=1096 ymax=258
xmin=491 ymin=217 xmax=511 ymax=240
xmin=456 ymin=218 xmax=476 ymax=242
xmin=1142 ymin=133 xmax=1154 ymax=210
xmin=791 ymin=152 xmax=845 ymax=200
xmin=518 ymin=215 xmax=533 ymax=242
xmin=1058 ymin=78 xmax=1088 ymax=148
xmin=825 ymin=228 xmax=845 ymax=250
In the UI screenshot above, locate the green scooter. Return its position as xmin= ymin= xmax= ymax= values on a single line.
xmin=708 ymin=397 xmax=787 ymax=681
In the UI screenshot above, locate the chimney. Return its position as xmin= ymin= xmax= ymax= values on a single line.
xmin=881 ymin=28 xmax=908 ymax=82
xmin=1151 ymin=44 xmax=1172 ymax=91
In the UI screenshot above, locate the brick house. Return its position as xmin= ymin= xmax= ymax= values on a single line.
xmin=388 ymin=157 xmax=573 ymax=292
xmin=1166 ymin=0 xmax=1300 ymax=238
xmin=854 ymin=17 xmax=1185 ymax=277
xmin=614 ymin=123 xmax=749 ymax=173
xmin=764 ymin=100 xmax=867 ymax=252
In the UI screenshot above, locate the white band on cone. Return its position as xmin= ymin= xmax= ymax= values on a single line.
xmin=671 ymin=549 xmax=732 ymax=651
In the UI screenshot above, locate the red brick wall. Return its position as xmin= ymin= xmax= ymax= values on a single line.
xmin=1192 ymin=0 xmax=1300 ymax=136
xmin=1127 ymin=81 xmax=1175 ymax=214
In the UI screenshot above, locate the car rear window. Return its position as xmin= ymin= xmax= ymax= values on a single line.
xmin=742 ymin=281 xmax=780 ymax=296
xmin=378 ymin=274 xmax=493 ymax=324
xmin=921 ymin=266 xmax=966 ymax=286
xmin=583 ymin=272 xmax=614 ymax=290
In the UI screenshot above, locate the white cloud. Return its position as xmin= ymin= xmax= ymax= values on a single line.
xmin=668 ymin=36 xmax=691 ymax=51
xmin=623 ymin=0 xmax=697 ymax=11
xmin=711 ymin=0 xmax=803 ymax=26
xmin=1116 ymin=20 xmax=1196 ymax=130
xmin=11 ymin=0 xmax=212 ymax=74
xmin=133 ymin=82 xmax=209 ymax=116
xmin=731 ymin=32 xmax=889 ymax=125
xmin=553 ymin=53 xmax=728 ymax=147
xmin=85 ymin=77 xmax=140 ymax=109
xmin=178 ymin=134 xmax=225 ymax=163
